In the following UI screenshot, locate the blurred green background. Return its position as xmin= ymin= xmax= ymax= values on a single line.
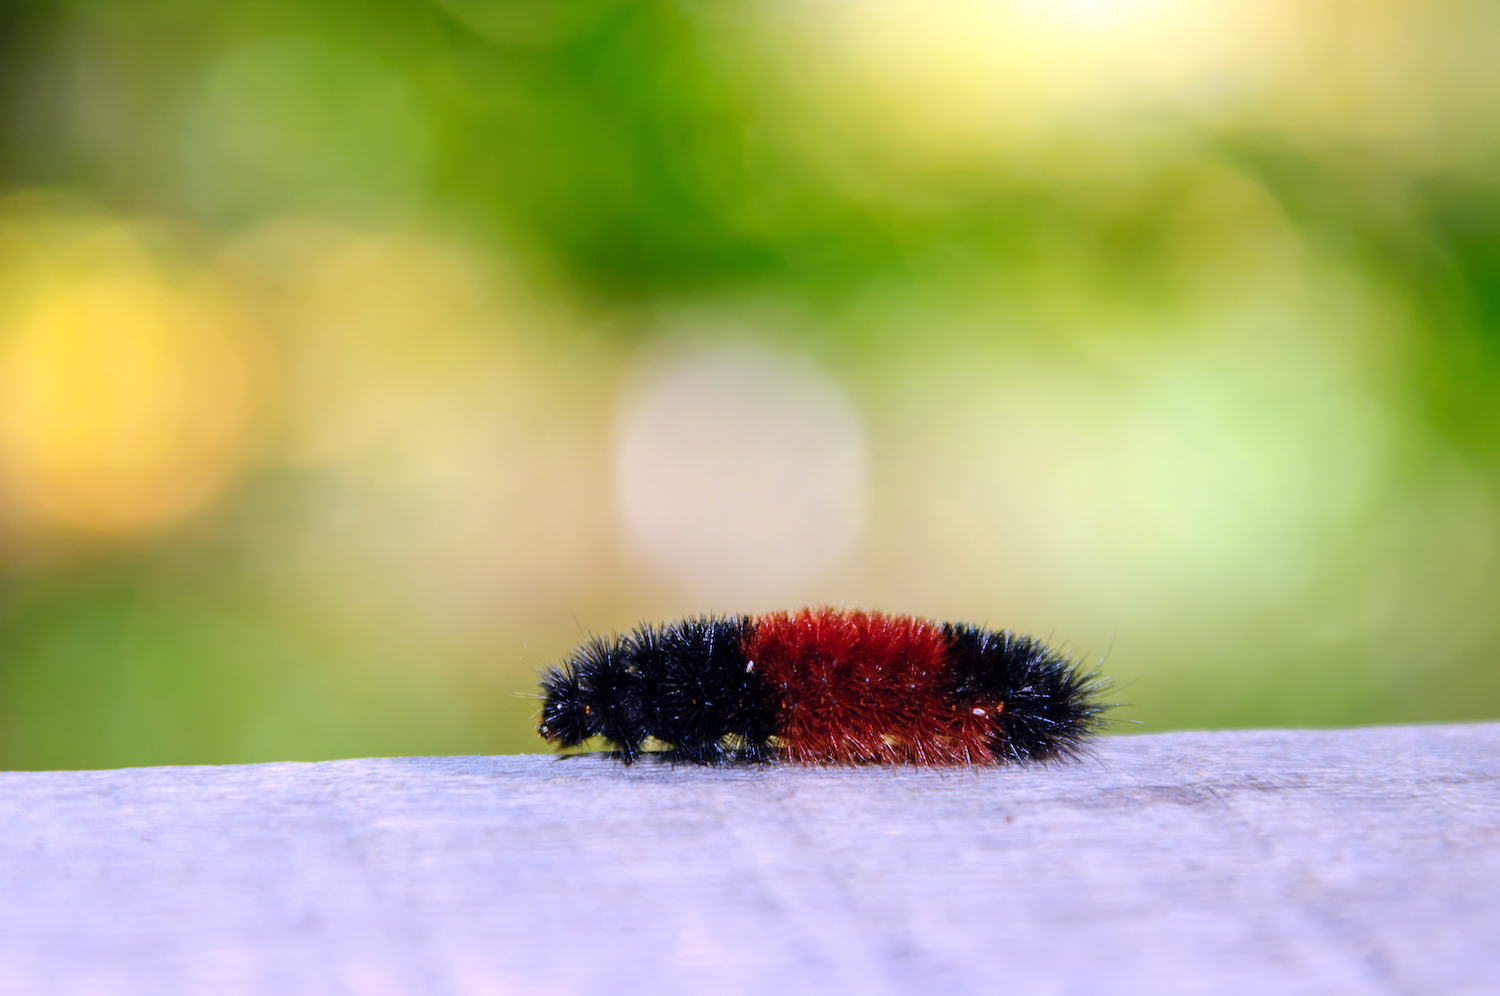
xmin=1 ymin=0 xmax=1497 ymax=769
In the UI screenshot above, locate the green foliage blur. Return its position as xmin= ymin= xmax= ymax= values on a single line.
xmin=1 ymin=0 xmax=1498 ymax=769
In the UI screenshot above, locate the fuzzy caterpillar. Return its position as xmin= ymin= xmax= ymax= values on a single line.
xmin=537 ymin=607 xmax=1110 ymax=765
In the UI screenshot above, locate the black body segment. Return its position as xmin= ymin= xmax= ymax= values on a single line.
xmin=537 ymin=615 xmax=776 ymax=764
xmin=631 ymin=615 xmax=775 ymax=763
xmin=942 ymin=623 xmax=1110 ymax=763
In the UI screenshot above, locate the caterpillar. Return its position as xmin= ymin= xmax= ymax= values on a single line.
xmin=537 ymin=607 xmax=1110 ymax=765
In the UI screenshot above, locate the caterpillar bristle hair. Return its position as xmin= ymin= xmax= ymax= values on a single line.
xmin=537 ymin=607 xmax=1111 ymax=766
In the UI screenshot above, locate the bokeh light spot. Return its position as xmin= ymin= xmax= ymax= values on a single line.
xmin=614 ymin=343 xmax=869 ymax=605
xmin=0 ymin=225 xmax=263 ymax=537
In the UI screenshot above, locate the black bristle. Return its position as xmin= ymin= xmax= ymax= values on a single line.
xmin=537 ymin=663 xmax=590 ymax=748
xmin=538 ymin=616 xmax=775 ymax=764
xmin=630 ymin=615 xmax=772 ymax=763
xmin=538 ymin=634 xmax=649 ymax=761
xmin=943 ymin=623 xmax=1111 ymax=763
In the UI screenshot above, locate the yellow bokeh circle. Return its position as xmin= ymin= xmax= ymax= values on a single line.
xmin=0 ymin=219 xmax=265 ymax=537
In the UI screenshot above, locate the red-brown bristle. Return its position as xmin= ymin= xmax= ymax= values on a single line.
xmin=746 ymin=607 xmax=995 ymax=764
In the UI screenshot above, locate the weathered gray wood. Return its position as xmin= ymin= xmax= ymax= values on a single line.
xmin=1 ymin=724 xmax=1496 ymax=995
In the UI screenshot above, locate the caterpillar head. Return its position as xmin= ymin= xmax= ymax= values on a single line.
xmin=537 ymin=635 xmax=649 ymax=757
xmin=538 ymin=663 xmax=594 ymax=747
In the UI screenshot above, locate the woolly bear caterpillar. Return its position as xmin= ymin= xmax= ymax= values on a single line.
xmin=538 ymin=607 xmax=1110 ymax=765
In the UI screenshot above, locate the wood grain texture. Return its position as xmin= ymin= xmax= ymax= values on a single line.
xmin=1 ymin=724 xmax=1497 ymax=995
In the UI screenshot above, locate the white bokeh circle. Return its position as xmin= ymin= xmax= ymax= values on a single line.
xmin=614 ymin=344 xmax=869 ymax=604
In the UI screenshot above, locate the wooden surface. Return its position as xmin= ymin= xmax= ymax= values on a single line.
xmin=1 ymin=724 xmax=1497 ymax=995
